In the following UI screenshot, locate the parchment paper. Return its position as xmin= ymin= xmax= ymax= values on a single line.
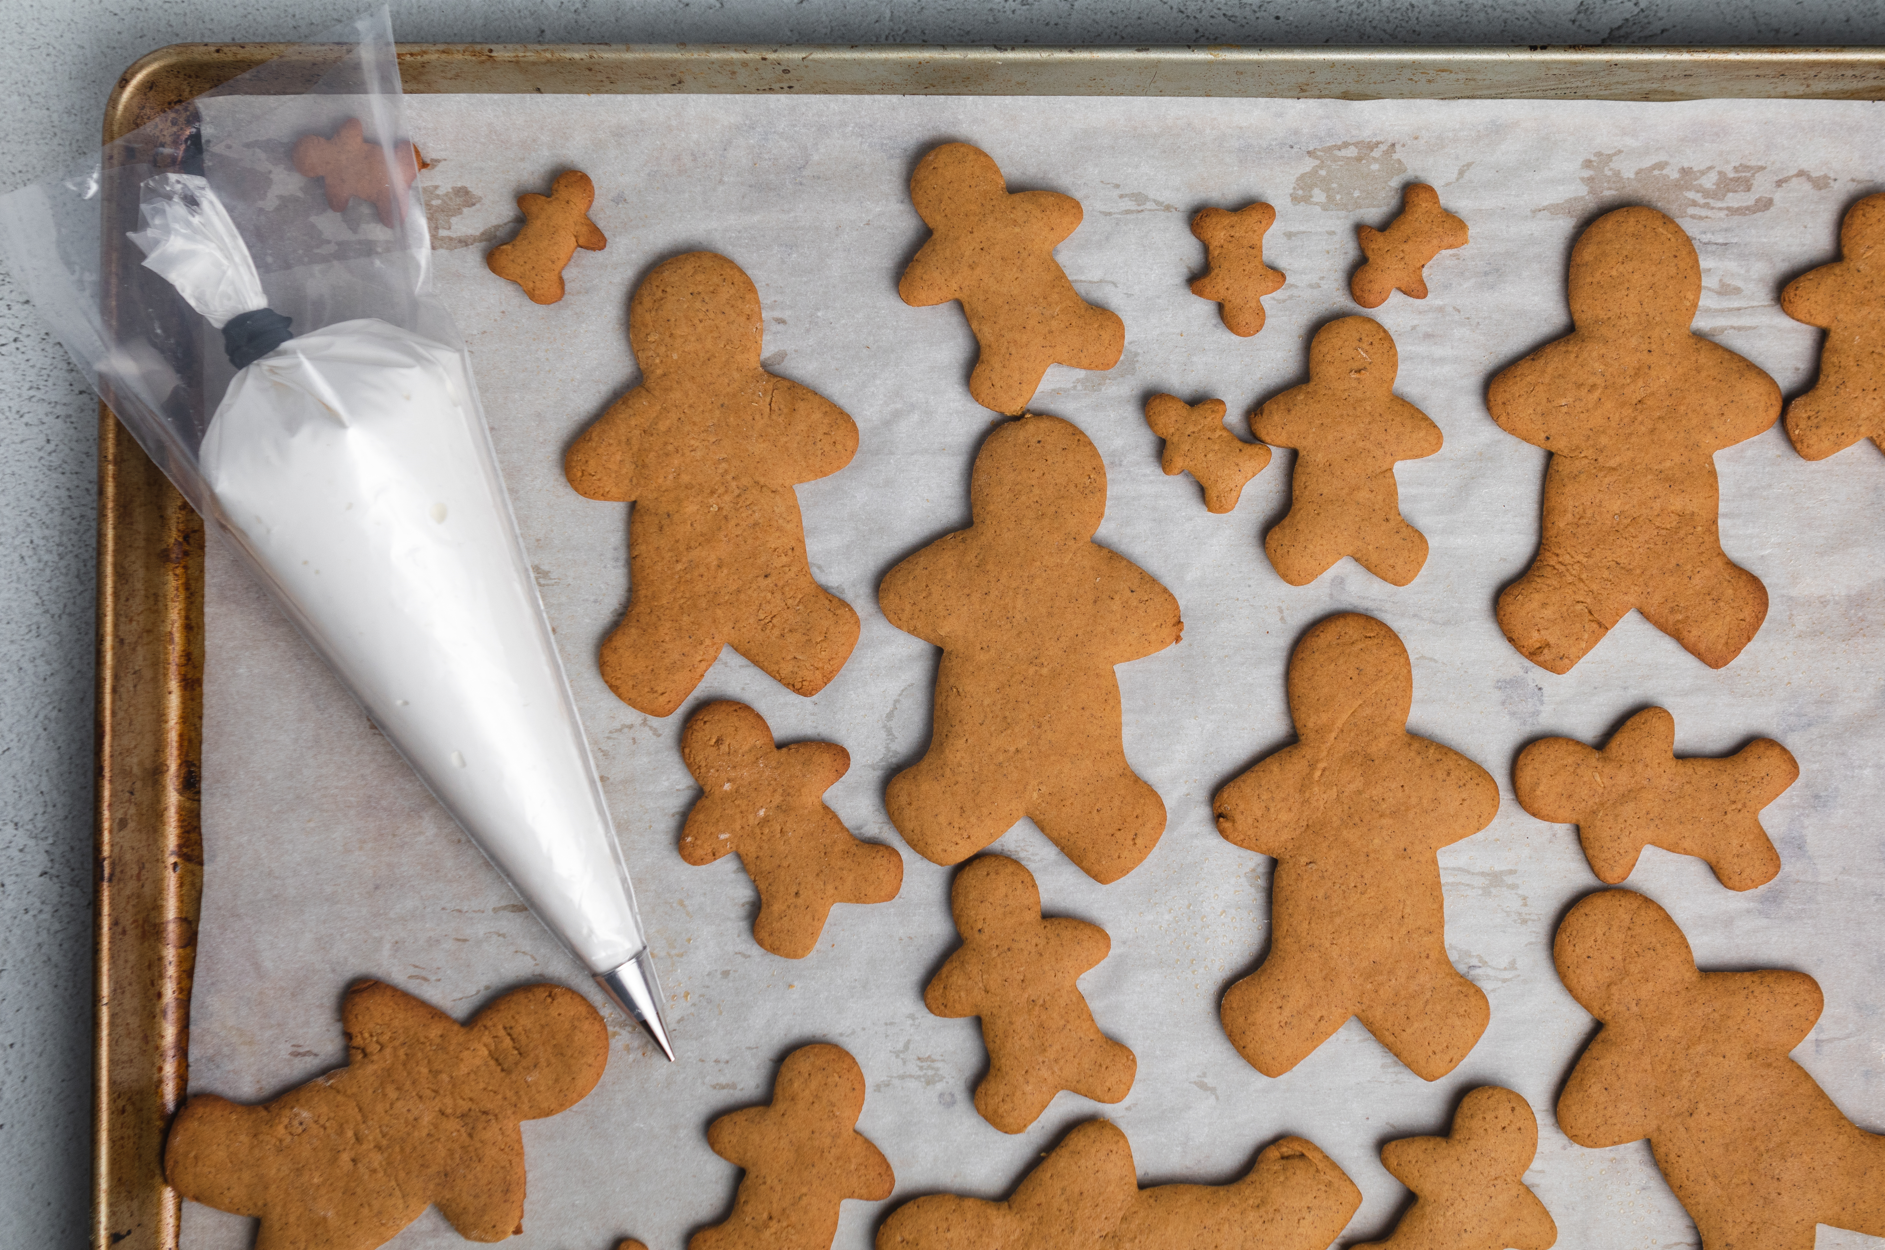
xmin=183 ymin=94 xmax=1885 ymax=1250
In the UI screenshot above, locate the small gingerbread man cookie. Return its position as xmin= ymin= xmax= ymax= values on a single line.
xmin=899 ymin=143 xmax=1125 ymax=415
xmin=1214 ymin=613 xmax=1496 ymax=1080
xmin=1556 ymin=889 xmax=1885 ymax=1250
xmin=1251 ymin=316 xmax=1442 ymax=586
xmin=1781 ymin=193 xmax=1885 ymax=460
xmin=1143 ymin=393 xmax=1273 ymax=513
xmin=166 ymin=980 xmax=609 ymax=1250
xmin=1352 ymin=184 xmax=1467 ymax=308
xmin=291 ymin=117 xmax=420 ymax=228
xmin=1189 ymin=202 xmax=1286 ymax=336
xmin=487 ymin=170 xmax=607 ymax=304
xmin=925 ymin=855 xmax=1135 ymax=1133
xmin=692 ymin=1044 xmax=895 ymax=1250
xmin=1514 ymin=706 xmax=1798 ymax=891
xmin=1353 ymin=1087 xmax=1557 ymax=1250
xmin=679 ymin=700 xmax=903 ymax=958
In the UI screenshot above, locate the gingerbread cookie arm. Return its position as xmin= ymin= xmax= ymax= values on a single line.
xmin=1556 ymin=1025 xmax=1658 ymax=1149
xmin=1721 ymin=968 xmax=1825 ymax=1053
xmin=897 ymin=236 xmax=961 ymax=308
xmin=1090 ymin=548 xmax=1184 ymax=663
xmin=1695 ymin=338 xmax=1787 ymax=450
xmin=564 ymin=387 xmax=654 ymax=502
xmin=1779 ymin=262 xmax=1844 ymax=330
xmin=1408 ymin=739 xmax=1501 ymax=853
xmin=761 ymin=377 xmax=861 ymax=483
xmin=877 ymin=535 xmax=973 ymax=647
xmin=1213 ymin=747 xmax=1310 ymax=859
xmin=1045 ymin=914 xmax=1112 ymax=974
xmin=1482 ymin=345 xmax=1568 ymax=451
xmin=432 ymin=1145 xmax=528 ymax=1242
xmin=1384 ymin=395 xmax=1446 ymax=461
xmin=1011 ymin=188 xmax=1085 ymax=247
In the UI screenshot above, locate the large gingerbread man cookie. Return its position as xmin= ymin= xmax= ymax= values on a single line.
xmin=1780 ymin=193 xmax=1885 ymax=460
xmin=1250 ymin=316 xmax=1442 ymax=586
xmin=680 ymin=700 xmax=902 ymax=958
xmin=1214 ymin=613 xmax=1496 ymax=1080
xmin=566 ymin=252 xmax=861 ymax=716
xmin=899 ymin=143 xmax=1125 ymax=415
xmin=1514 ymin=706 xmax=1797 ymax=891
xmin=1555 ymin=889 xmax=1885 ymax=1250
xmin=879 ymin=415 xmax=1182 ymax=884
xmin=165 ymin=980 xmax=609 ymax=1250
xmin=1489 ymin=206 xmax=1781 ymax=673
xmin=925 ymin=854 xmax=1135 ymax=1133
xmin=692 ymin=1044 xmax=895 ymax=1250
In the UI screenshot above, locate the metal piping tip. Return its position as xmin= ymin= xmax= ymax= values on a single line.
xmin=595 ymin=949 xmax=676 ymax=1061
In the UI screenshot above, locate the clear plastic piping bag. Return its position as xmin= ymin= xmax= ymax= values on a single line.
xmin=0 ymin=8 xmax=672 ymax=1054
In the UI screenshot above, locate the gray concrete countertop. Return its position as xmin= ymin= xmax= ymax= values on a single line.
xmin=2 ymin=1 xmax=1879 ymax=1244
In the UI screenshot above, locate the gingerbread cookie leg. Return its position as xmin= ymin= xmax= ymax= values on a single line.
xmin=1356 ymin=954 xmax=1490 ymax=1083
xmin=1634 ymin=550 xmax=1767 ymax=671
xmin=726 ymin=574 xmax=862 ymax=699
xmin=1495 ymin=560 xmax=1615 ymax=676
xmin=884 ymin=723 xmax=1032 ymax=868
xmin=1349 ymin=508 xmax=1430 ymax=588
xmin=1220 ymin=955 xmax=1355 ymax=1078
xmin=1031 ymin=757 xmax=1167 ymax=884
xmin=599 ymin=592 xmax=724 ymax=718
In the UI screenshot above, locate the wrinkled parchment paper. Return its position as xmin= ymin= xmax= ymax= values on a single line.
xmin=184 ymin=94 xmax=1885 ymax=1250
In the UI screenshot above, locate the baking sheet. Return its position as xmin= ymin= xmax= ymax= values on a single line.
xmin=182 ymin=93 xmax=1885 ymax=1249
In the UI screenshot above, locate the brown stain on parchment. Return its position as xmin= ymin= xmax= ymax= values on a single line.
xmin=422 ymin=183 xmax=518 ymax=251
xmin=1538 ymin=151 xmax=1777 ymax=219
xmin=1290 ymin=140 xmax=1406 ymax=213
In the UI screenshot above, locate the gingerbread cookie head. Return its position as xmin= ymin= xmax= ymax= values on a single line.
xmin=1308 ymin=314 xmax=1397 ymax=391
xmin=909 ymin=142 xmax=1007 ymax=224
xmin=629 ymin=251 xmax=764 ymax=380
xmin=1552 ymin=886 xmax=1700 ymax=1019
xmin=969 ymin=413 xmax=1109 ymax=538
xmin=291 ymin=117 xmax=418 ymax=229
xmin=1287 ymin=611 xmax=1413 ymax=741
xmin=1566 ymin=205 xmax=1701 ymax=331
xmin=165 ymin=980 xmax=609 ymax=1250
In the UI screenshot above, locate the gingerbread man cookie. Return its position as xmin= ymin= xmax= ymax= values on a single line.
xmin=1351 ymin=184 xmax=1467 ymax=308
xmin=1189 ymin=203 xmax=1286 ymax=336
xmin=679 ymin=700 xmax=902 ymax=958
xmin=1781 ymin=193 xmax=1885 ymax=460
xmin=1112 ymin=1135 xmax=1362 ymax=1250
xmin=1514 ymin=706 xmax=1798 ymax=891
xmin=291 ymin=117 xmax=420 ymax=228
xmin=1251 ymin=316 xmax=1442 ymax=586
xmin=487 ymin=170 xmax=606 ymax=304
xmin=877 ymin=1119 xmax=1139 ymax=1249
xmin=1353 ymin=1086 xmax=1557 ymax=1250
xmin=692 ymin=1044 xmax=894 ymax=1250
xmin=1143 ymin=393 xmax=1272 ymax=513
xmin=1489 ymin=206 xmax=1781 ymax=673
xmin=165 ymin=980 xmax=608 ymax=1250
xmin=1555 ymin=889 xmax=1885 ymax=1250
xmin=879 ymin=415 xmax=1182 ymax=884
xmin=565 ymin=252 xmax=861 ymax=716
xmin=899 ymin=143 xmax=1125 ymax=415
xmin=1214 ymin=613 xmax=1496 ymax=1080
xmin=925 ymin=855 xmax=1135 ymax=1133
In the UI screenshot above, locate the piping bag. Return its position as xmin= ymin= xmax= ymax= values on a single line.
xmin=129 ymin=171 xmax=673 ymax=1058
xmin=129 ymin=169 xmax=674 ymax=1058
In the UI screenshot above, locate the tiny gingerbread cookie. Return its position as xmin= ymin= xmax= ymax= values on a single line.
xmin=1215 ymin=613 xmax=1496 ymax=1080
xmin=1353 ymin=1087 xmax=1557 ymax=1250
xmin=166 ymin=980 xmax=609 ymax=1250
xmin=879 ymin=415 xmax=1182 ymax=884
xmin=1251 ymin=316 xmax=1441 ymax=586
xmin=1490 ymin=206 xmax=1781 ymax=673
xmin=292 ymin=117 xmax=420 ymax=228
xmin=1189 ymin=203 xmax=1286 ymax=336
xmin=1112 ymin=1135 xmax=1362 ymax=1250
xmin=487 ymin=170 xmax=606 ymax=304
xmin=877 ymin=1119 xmax=1138 ymax=1249
xmin=925 ymin=854 xmax=1135 ymax=1133
xmin=1780 ymin=193 xmax=1885 ymax=460
xmin=566 ymin=251 xmax=861 ymax=717
xmin=876 ymin=1119 xmax=1361 ymax=1250
xmin=1514 ymin=706 xmax=1798 ymax=891
xmin=899 ymin=143 xmax=1125 ymax=415
xmin=692 ymin=1044 xmax=894 ymax=1250
xmin=1555 ymin=889 xmax=1885 ymax=1250
xmin=1351 ymin=184 xmax=1467 ymax=309
xmin=1143 ymin=393 xmax=1272 ymax=513
xmin=679 ymin=700 xmax=902 ymax=958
